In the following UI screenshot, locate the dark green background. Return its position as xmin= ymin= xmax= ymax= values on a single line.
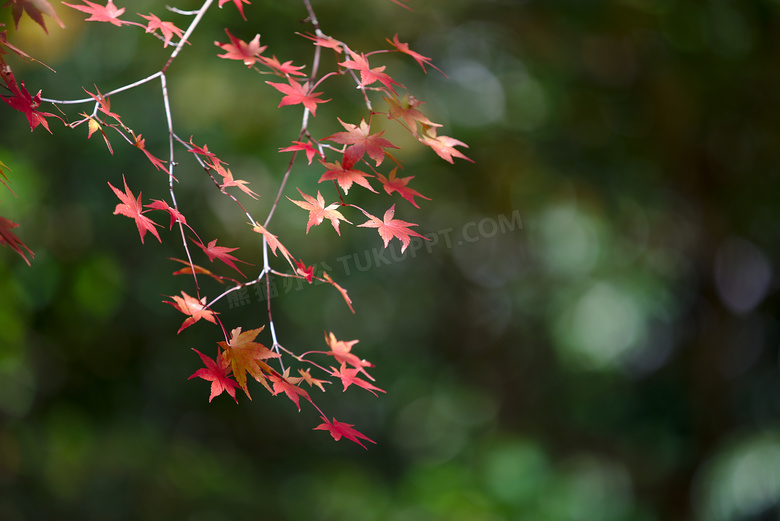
xmin=2 ymin=0 xmax=780 ymax=519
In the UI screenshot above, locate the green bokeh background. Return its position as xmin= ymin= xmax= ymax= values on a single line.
xmin=2 ymin=0 xmax=780 ymax=519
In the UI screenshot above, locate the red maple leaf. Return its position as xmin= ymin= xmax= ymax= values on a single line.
xmin=324 ymin=332 xmax=373 ymax=379
xmin=139 ymin=13 xmax=184 ymax=48
xmin=324 ymin=118 xmax=399 ymax=169
xmin=62 ymin=0 xmax=126 ymax=26
xmin=339 ymin=49 xmax=402 ymax=93
xmin=299 ymin=32 xmax=343 ymax=54
xmin=266 ymin=78 xmax=329 ymax=116
xmin=319 ymin=160 xmax=376 ymax=195
xmin=107 ymin=175 xmax=162 ymax=244
xmin=323 ymin=272 xmax=354 ymax=313
xmin=218 ymin=326 xmax=280 ymax=397
xmin=6 ymin=0 xmax=65 ymax=34
xmin=83 ymin=86 xmax=122 ymax=123
xmin=211 ymin=162 xmax=259 ymax=199
xmin=376 ymin=168 xmax=430 ymax=208
xmin=420 ymin=130 xmax=474 ymax=164
xmin=314 ymin=416 xmax=376 ymax=449
xmin=279 ymin=140 xmax=322 ymax=165
xmin=269 ymin=368 xmax=311 ymax=411
xmin=288 ymin=189 xmax=351 ymax=235
xmin=193 ymin=238 xmax=251 ymax=276
xmin=189 ymin=349 xmax=239 ymax=403
xmin=387 ymin=34 xmax=445 ymax=76
xmin=358 ymin=205 xmax=425 ymax=253
xmin=187 ymin=137 xmax=223 ymax=166
xmin=215 ymin=29 xmax=266 ymax=67
xmin=164 ymin=291 xmax=218 ymax=333
xmin=217 ymin=0 xmax=250 ymax=20
xmin=0 ymin=216 xmax=33 ymax=265
xmin=259 ymin=55 xmax=306 ymax=77
xmin=295 ymin=259 xmax=314 ymax=283
xmin=132 ymin=134 xmax=167 ymax=172
xmin=1 ymin=67 xmax=61 ymax=132
xmin=332 ymin=363 xmax=386 ymax=396
xmin=144 ymin=199 xmax=186 ymax=229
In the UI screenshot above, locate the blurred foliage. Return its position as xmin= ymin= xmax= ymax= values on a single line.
xmin=2 ymin=0 xmax=780 ymax=520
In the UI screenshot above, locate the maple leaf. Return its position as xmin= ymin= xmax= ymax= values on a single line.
xmin=332 ymin=363 xmax=386 ymax=396
xmin=297 ymin=368 xmax=329 ymax=392
xmin=218 ymin=327 xmax=280 ymax=397
xmin=187 ymin=137 xmax=223 ymax=166
xmin=211 ymin=162 xmax=259 ymax=199
xmin=295 ymin=259 xmax=314 ymax=283
xmin=193 ymin=238 xmax=251 ymax=277
xmin=387 ymin=34 xmax=445 ymax=76
xmin=107 ymin=175 xmax=162 ymax=244
xmin=324 ymin=332 xmax=373 ymax=378
xmin=0 ymin=67 xmax=61 ymax=132
xmin=314 ymin=416 xmax=376 ymax=449
xmin=252 ymin=223 xmax=295 ymax=270
xmin=319 ymin=160 xmax=376 ymax=195
xmin=138 ymin=13 xmax=184 ymax=48
xmin=288 ymin=189 xmax=351 ymax=235
xmin=323 ymin=272 xmax=354 ymax=313
xmin=324 ymin=118 xmax=399 ymax=169
xmin=270 ymin=368 xmax=311 ymax=411
xmin=132 ymin=134 xmax=167 ymax=172
xmin=215 ymin=29 xmax=266 ymax=67
xmin=0 ymin=216 xmax=33 ymax=265
xmin=419 ymin=130 xmax=474 ymax=164
xmin=339 ymin=50 xmax=403 ymax=93
xmin=376 ymin=168 xmax=430 ymax=208
xmin=259 ymin=55 xmax=306 ymax=77
xmin=164 ymin=291 xmax=218 ymax=333
xmin=384 ymin=94 xmax=440 ymax=136
xmin=62 ymin=0 xmax=126 ymax=26
xmin=266 ymin=78 xmax=329 ymax=116
xmin=358 ymin=205 xmax=426 ymax=253
xmin=189 ymin=349 xmax=239 ymax=403
xmin=5 ymin=0 xmax=65 ymax=34
xmin=299 ymin=32 xmax=343 ymax=54
xmin=144 ymin=199 xmax=186 ymax=229
xmin=218 ymin=0 xmax=250 ymax=20
xmin=82 ymin=115 xmax=113 ymax=154
xmin=279 ymin=140 xmax=322 ymax=165
xmin=169 ymin=258 xmax=239 ymax=285
xmin=84 ymin=86 xmax=122 ymax=123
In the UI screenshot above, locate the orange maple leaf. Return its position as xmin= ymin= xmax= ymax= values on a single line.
xmin=358 ymin=204 xmax=426 ymax=253
xmin=164 ymin=291 xmax=218 ymax=333
xmin=419 ymin=130 xmax=474 ymax=164
xmin=288 ymin=189 xmax=351 ymax=235
xmin=193 ymin=238 xmax=251 ymax=277
xmin=386 ymin=34 xmax=446 ymax=76
xmin=218 ymin=327 xmax=280 ymax=397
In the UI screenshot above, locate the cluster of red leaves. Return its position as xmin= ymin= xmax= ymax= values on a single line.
xmin=1 ymin=0 xmax=471 ymax=448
